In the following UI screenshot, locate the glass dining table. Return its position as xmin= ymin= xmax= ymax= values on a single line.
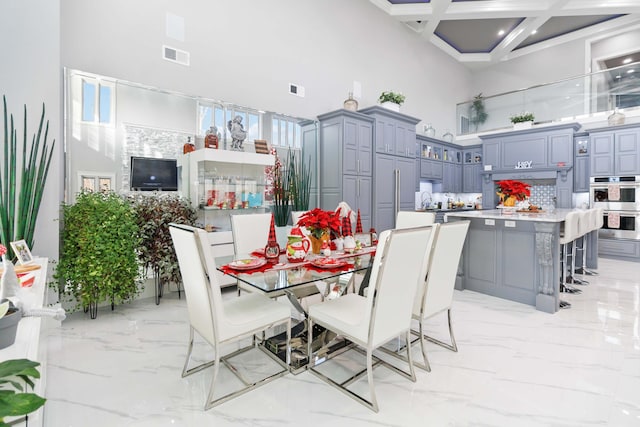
xmin=215 ymin=248 xmax=375 ymax=372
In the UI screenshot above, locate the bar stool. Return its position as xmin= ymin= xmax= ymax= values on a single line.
xmin=559 ymin=211 xmax=581 ymax=304
xmin=577 ymin=209 xmax=599 ymax=276
xmin=572 ymin=210 xmax=591 ymax=285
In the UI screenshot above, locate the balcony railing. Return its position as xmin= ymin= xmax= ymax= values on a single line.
xmin=456 ymin=61 xmax=640 ymax=136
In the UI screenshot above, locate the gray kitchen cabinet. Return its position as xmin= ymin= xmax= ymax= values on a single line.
xmin=318 ymin=109 xmax=374 ymax=230
xmin=441 ymin=144 xmax=462 ymax=193
xmin=421 ymin=159 xmax=443 ymax=180
xmin=589 ymin=125 xmax=640 ymax=176
xmin=573 ymin=134 xmax=589 ymax=192
xmin=590 ymin=132 xmax=614 ymax=176
xmin=374 ymin=154 xmax=416 ymax=232
xmin=502 ymin=135 xmax=547 ymax=169
xmin=463 ymin=145 xmax=482 ymax=193
xmin=417 ymin=135 xmax=443 ymax=180
xmin=360 ymin=106 xmax=420 ymax=158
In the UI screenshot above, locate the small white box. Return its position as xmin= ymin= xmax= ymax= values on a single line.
xmin=485 ymin=219 xmax=495 ymax=226
xmin=484 ymin=165 xmax=492 ymax=171
xmin=505 ymin=221 xmax=516 ymax=228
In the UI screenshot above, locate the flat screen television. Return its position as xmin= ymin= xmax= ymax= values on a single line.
xmin=130 ymin=156 xmax=178 ymax=191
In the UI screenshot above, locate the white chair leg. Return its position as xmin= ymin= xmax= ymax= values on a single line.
xmin=447 ymin=309 xmax=458 ymax=353
xmin=405 ymin=330 xmax=416 ymax=382
xmin=204 ymin=347 xmax=221 ymax=410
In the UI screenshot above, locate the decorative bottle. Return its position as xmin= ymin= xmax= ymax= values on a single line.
xmin=182 ymin=136 xmax=195 ymax=154
xmin=423 ymin=123 xmax=436 ymax=137
xmin=343 ymin=92 xmax=358 ymax=112
xmin=204 ymin=126 xmax=219 ymax=149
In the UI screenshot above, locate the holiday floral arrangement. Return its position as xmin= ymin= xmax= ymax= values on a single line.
xmin=496 ymin=180 xmax=531 ymax=206
xmin=0 ymin=243 xmax=6 ymax=258
xmin=297 ymin=208 xmax=341 ymax=239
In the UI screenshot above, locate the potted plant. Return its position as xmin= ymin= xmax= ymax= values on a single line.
xmin=510 ymin=112 xmax=535 ymax=130
xmin=287 ymin=149 xmax=312 ymax=212
xmin=378 ymin=91 xmax=405 ymax=112
xmin=296 ymin=208 xmax=341 ymax=254
xmin=129 ymin=193 xmax=196 ymax=305
xmin=0 ymin=358 xmax=45 ymax=424
xmin=0 ymin=96 xmax=56 ymax=261
xmin=470 ymin=93 xmax=488 ymax=131
xmin=496 ymin=180 xmax=531 ymax=208
xmin=55 ymin=190 xmax=143 ymax=319
xmin=269 ymin=149 xmax=291 ymax=227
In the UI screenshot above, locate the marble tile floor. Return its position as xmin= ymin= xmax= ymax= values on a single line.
xmin=44 ymin=257 xmax=640 ymax=426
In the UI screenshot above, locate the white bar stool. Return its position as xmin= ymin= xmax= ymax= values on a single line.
xmin=572 ymin=210 xmax=591 ymax=285
xmin=559 ymin=211 xmax=581 ymax=304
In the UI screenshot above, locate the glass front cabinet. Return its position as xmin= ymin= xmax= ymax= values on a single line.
xmin=180 ymin=149 xmax=275 ymax=231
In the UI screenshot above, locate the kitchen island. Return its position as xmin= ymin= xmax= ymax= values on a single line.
xmin=445 ymin=209 xmax=598 ymax=313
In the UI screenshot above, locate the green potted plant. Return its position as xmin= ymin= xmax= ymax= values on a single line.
xmin=55 ymin=190 xmax=143 ymax=319
xmin=470 ymin=93 xmax=488 ymax=131
xmin=378 ymin=91 xmax=405 ymax=112
xmin=129 ymin=193 xmax=196 ymax=305
xmin=0 ymin=358 xmax=46 ymax=424
xmin=510 ymin=112 xmax=535 ymax=127
xmin=0 ymin=96 xmax=55 ymax=261
xmin=286 ymin=149 xmax=312 ymax=212
xmin=269 ymin=150 xmax=290 ymax=227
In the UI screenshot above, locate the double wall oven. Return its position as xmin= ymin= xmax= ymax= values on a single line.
xmin=590 ymin=176 xmax=640 ymax=240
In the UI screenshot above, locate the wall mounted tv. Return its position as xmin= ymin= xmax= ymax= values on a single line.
xmin=130 ymin=156 xmax=178 ymax=191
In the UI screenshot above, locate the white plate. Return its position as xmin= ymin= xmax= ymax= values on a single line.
xmin=311 ymin=258 xmax=347 ymax=269
xmin=229 ymin=258 xmax=267 ymax=270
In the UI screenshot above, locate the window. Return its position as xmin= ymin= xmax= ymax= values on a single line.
xmin=198 ymin=102 xmax=263 ymax=146
xmin=78 ymin=172 xmax=115 ymax=194
xmin=81 ymin=78 xmax=114 ymax=124
xmin=272 ymin=116 xmax=302 ymax=148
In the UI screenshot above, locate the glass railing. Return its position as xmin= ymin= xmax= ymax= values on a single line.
xmin=456 ymin=61 xmax=640 ymax=135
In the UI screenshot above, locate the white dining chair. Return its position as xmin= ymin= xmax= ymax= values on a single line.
xmin=230 ymin=213 xmax=272 ymax=257
xmin=411 ymin=220 xmax=469 ymax=371
xmin=396 ymin=210 xmax=436 ymax=229
xmin=169 ymin=223 xmax=291 ymax=410
xmin=307 ymin=225 xmax=437 ymax=412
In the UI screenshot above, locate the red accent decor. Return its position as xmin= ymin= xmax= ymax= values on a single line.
xmin=355 ymin=209 xmax=363 ymax=233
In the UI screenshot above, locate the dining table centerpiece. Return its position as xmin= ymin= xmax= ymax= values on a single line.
xmin=496 ymin=179 xmax=531 ymax=209
xmin=296 ymin=208 xmax=341 ymax=254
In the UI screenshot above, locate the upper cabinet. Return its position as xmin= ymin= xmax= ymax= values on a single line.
xmin=573 ymin=133 xmax=590 ymax=192
xmin=480 ymin=123 xmax=578 ymax=172
xmin=589 ymin=124 xmax=640 ymax=176
xmin=359 ymin=106 xmax=420 ymax=158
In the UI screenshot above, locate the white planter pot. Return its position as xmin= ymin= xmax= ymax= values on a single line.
xmin=381 ymin=101 xmax=400 ymax=112
xmin=513 ymin=121 xmax=533 ymax=130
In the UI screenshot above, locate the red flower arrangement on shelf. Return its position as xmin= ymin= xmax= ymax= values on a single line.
xmin=297 ymin=208 xmax=341 ymax=239
xmin=496 ymin=180 xmax=531 ymax=206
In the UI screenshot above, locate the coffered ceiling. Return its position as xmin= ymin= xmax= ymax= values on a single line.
xmin=370 ymin=0 xmax=640 ymax=67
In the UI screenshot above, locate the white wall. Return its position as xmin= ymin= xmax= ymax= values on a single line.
xmin=60 ymin=0 xmax=472 ymax=135
xmin=0 ymin=0 xmax=61 ymax=261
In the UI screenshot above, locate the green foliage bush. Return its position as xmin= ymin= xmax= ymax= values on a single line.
xmin=55 ymin=191 xmax=143 ymax=317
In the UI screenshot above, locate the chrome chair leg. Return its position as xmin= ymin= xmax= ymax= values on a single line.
xmin=366 ymin=347 xmax=379 ymax=413
xmin=418 ymin=318 xmax=431 ymax=372
xmin=182 ymin=327 xmax=216 ymax=378
xmin=204 ymin=345 xmax=221 ymax=410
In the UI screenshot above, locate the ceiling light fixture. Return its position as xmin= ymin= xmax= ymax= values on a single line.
xmin=498 ymin=29 xmax=505 ymax=36
xmin=532 ymin=29 xmax=537 ymax=34
xmin=627 ymin=69 xmax=635 ymax=74
xmin=616 ymin=75 xmax=622 ymax=79
xmin=623 ymin=58 xmax=632 ymax=64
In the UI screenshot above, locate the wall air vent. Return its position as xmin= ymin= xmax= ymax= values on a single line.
xmin=162 ymin=45 xmax=190 ymax=66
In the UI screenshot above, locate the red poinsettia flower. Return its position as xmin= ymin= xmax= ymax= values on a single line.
xmin=0 ymin=244 xmax=6 ymax=257
xmin=496 ymin=180 xmax=531 ymax=201
xmin=297 ymin=208 xmax=341 ymax=239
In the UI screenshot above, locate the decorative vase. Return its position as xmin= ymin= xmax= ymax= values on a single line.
xmin=608 ymin=109 xmax=625 ymax=126
xmin=513 ymin=121 xmax=533 ymax=130
xmin=423 ymin=123 xmax=436 ymax=137
xmin=309 ymin=230 xmax=330 ymax=255
xmin=0 ymin=303 xmax=21 ymax=350
xmin=343 ymin=92 xmax=358 ymax=112
xmin=442 ymin=130 xmax=454 ymax=143
xmin=380 ymin=101 xmax=400 ymax=112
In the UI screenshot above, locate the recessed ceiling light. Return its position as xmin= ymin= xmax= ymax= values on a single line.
xmin=616 ymin=75 xmax=622 ymax=79
xmin=627 ymin=69 xmax=635 ymax=74
xmin=532 ymin=29 xmax=537 ymax=34
xmin=623 ymin=58 xmax=632 ymax=64
xmin=575 ymin=83 xmax=580 ymax=87
xmin=498 ymin=29 xmax=505 ymax=36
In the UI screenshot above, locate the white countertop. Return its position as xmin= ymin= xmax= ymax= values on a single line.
xmin=445 ymin=208 xmax=577 ymax=223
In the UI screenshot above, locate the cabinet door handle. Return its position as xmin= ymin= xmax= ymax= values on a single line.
xmin=357 ymin=179 xmax=360 ymax=197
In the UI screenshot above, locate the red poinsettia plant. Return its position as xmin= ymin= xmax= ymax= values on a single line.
xmin=0 ymin=243 xmax=6 ymax=258
xmin=297 ymin=208 xmax=341 ymax=239
xmin=496 ymin=179 xmax=531 ymax=204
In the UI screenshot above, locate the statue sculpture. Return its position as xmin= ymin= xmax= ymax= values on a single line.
xmin=227 ymin=115 xmax=247 ymax=151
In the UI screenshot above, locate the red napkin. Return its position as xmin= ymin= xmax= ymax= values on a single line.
xmin=306 ymin=262 xmax=354 ymax=274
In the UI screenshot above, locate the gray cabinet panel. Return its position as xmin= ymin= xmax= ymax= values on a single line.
xmin=358 ymin=122 xmax=373 ymax=176
xmin=615 ymin=129 xmax=640 ymax=175
xmin=574 ymin=156 xmax=589 ymax=192
xmin=590 ymin=133 xmax=614 ymax=176
xmin=420 ymin=159 xmax=443 ymax=180
xmin=342 ymin=175 xmax=372 ymax=231
xmin=397 ymin=157 xmax=416 ymax=209
xmin=375 ymin=119 xmax=395 ymax=154
xmin=483 ymin=141 xmax=500 ymax=169
xmin=548 ymin=134 xmax=573 ymax=166
xmin=502 ymin=136 xmax=547 ymax=169
xmin=374 ymin=154 xmax=416 ymax=231
xmin=343 ymin=119 xmax=358 ymax=175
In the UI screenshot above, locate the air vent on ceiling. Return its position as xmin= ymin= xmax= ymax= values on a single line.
xmin=162 ymin=45 xmax=190 ymax=66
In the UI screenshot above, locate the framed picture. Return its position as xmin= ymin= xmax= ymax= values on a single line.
xmin=254 ymin=139 xmax=270 ymax=154
xmin=10 ymin=240 xmax=34 ymax=265
xmin=354 ymin=232 xmax=372 ymax=247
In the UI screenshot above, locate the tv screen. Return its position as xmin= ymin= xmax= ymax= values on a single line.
xmin=130 ymin=157 xmax=178 ymax=191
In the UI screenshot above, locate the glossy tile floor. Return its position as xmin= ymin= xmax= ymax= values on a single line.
xmin=45 ymin=257 xmax=640 ymax=426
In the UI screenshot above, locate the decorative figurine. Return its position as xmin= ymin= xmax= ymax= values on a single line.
xmin=227 ymin=115 xmax=247 ymax=151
